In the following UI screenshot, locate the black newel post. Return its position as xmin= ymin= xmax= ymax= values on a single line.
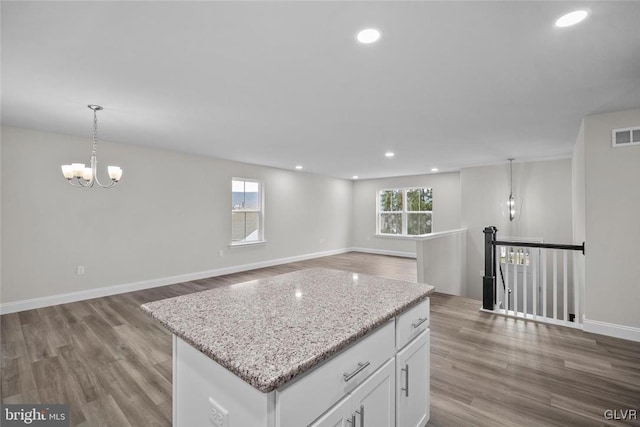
xmin=482 ymin=226 xmax=498 ymax=310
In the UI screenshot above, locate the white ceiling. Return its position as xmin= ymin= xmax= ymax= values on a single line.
xmin=2 ymin=1 xmax=640 ymax=180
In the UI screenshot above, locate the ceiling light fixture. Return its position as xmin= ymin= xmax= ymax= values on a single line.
xmin=385 ymin=152 xmax=395 ymax=158
xmin=61 ymin=105 xmax=122 ymax=188
xmin=555 ymin=10 xmax=588 ymax=27
xmin=356 ymin=28 xmax=381 ymax=44
xmin=352 ymin=175 xmax=359 ymax=180
xmin=431 ymin=168 xmax=438 ymax=172
xmin=295 ymin=165 xmax=303 ymax=170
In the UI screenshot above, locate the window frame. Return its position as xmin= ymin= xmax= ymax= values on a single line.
xmin=376 ymin=187 xmax=433 ymax=237
xmin=231 ymin=177 xmax=265 ymax=246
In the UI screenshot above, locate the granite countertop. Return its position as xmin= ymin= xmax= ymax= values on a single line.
xmin=141 ymin=268 xmax=434 ymax=393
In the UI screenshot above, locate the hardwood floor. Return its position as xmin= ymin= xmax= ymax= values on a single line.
xmin=1 ymin=252 xmax=639 ymax=426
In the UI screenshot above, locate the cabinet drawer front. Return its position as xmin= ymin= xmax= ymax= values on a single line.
xmin=276 ymin=320 xmax=395 ymax=427
xmin=396 ymin=298 xmax=429 ymax=350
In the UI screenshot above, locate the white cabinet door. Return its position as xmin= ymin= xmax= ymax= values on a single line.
xmin=310 ymin=394 xmax=353 ymax=427
xmin=350 ymin=359 xmax=395 ymax=427
xmin=396 ymin=330 xmax=429 ymax=427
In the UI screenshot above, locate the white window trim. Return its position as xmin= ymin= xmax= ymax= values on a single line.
xmin=376 ymin=186 xmax=433 ymax=237
xmin=229 ymin=240 xmax=267 ymax=247
xmin=231 ymin=177 xmax=265 ymax=246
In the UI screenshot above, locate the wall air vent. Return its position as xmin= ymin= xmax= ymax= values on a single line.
xmin=612 ymin=126 xmax=640 ymax=147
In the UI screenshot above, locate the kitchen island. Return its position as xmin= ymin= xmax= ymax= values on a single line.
xmin=142 ymin=268 xmax=434 ymax=427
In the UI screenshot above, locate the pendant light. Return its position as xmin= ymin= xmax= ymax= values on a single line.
xmin=61 ymin=105 xmax=122 ymax=188
xmin=503 ymin=158 xmax=520 ymax=222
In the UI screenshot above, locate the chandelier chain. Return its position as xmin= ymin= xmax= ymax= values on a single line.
xmin=92 ymin=108 xmax=99 ymax=156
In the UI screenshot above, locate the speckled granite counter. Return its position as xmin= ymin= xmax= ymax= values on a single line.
xmin=141 ymin=268 xmax=434 ymax=393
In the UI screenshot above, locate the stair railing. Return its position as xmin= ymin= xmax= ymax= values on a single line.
xmin=482 ymin=226 xmax=585 ymax=327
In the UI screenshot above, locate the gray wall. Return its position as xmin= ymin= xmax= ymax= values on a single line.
xmin=416 ymin=230 xmax=466 ymax=296
xmin=582 ymin=108 xmax=640 ymax=329
xmin=1 ymin=126 xmax=353 ymax=304
xmin=572 ymin=121 xmax=586 ymax=321
xmin=460 ymin=159 xmax=574 ymax=300
xmin=350 ymin=172 xmax=461 ymax=257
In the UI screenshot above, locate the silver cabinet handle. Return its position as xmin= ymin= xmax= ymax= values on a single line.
xmin=346 ymin=414 xmax=356 ymax=425
xmin=411 ymin=317 xmax=428 ymax=328
xmin=343 ymin=361 xmax=370 ymax=382
xmin=355 ymin=405 xmax=364 ymax=427
xmin=401 ymin=364 xmax=409 ymax=397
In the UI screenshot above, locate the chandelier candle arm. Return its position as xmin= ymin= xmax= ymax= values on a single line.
xmin=61 ymin=105 xmax=122 ymax=188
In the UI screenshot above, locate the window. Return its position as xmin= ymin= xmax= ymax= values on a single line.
xmin=377 ymin=187 xmax=432 ymax=236
xmin=232 ymin=178 xmax=263 ymax=244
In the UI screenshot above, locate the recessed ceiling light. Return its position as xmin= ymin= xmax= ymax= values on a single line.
xmin=295 ymin=165 xmax=303 ymax=170
xmin=352 ymin=175 xmax=359 ymax=180
xmin=555 ymin=10 xmax=588 ymax=27
xmin=357 ymin=28 xmax=381 ymax=44
xmin=431 ymin=168 xmax=439 ymax=172
xmin=385 ymin=152 xmax=395 ymax=158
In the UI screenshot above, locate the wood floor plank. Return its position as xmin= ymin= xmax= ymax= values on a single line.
xmin=56 ymin=344 xmax=105 ymax=404
xmin=81 ymin=395 xmax=133 ymax=427
xmin=1 ymin=356 xmax=38 ymax=400
xmin=1 ymin=252 xmax=639 ymax=427
xmin=22 ymin=321 xmax=57 ymax=363
xmin=31 ymin=356 xmax=87 ymax=425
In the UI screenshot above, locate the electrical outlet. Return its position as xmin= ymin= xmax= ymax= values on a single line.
xmin=77 ymin=266 xmax=85 ymax=275
xmin=319 ymin=238 xmax=325 ymax=244
xmin=208 ymin=397 xmax=228 ymax=427
xmin=219 ymin=249 xmax=224 ymax=257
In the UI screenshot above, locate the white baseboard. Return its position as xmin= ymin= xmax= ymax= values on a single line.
xmin=0 ymin=247 xmax=352 ymax=315
xmin=583 ymin=318 xmax=640 ymax=342
xmin=350 ymin=247 xmax=417 ymax=259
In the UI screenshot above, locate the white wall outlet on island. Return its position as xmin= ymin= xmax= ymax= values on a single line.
xmin=76 ymin=266 xmax=85 ymax=275
xmin=219 ymin=249 xmax=224 ymax=257
xmin=208 ymin=396 xmax=228 ymax=427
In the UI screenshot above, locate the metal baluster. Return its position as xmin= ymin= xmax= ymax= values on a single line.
xmin=532 ymin=248 xmax=537 ymax=320
xmin=513 ymin=247 xmax=518 ymax=316
xmin=542 ymin=249 xmax=547 ymax=319
xmin=524 ymin=249 xmax=528 ymax=318
xmin=573 ymin=252 xmax=579 ymax=325
xmin=505 ymin=249 xmax=510 ymax=314
xmin=563 ymin=251 xmax=568 ymax=324
xmin=496 ymin=246 xmax=502 ymax=311
xmin=553 ymin=250 xmax=558 ymax=320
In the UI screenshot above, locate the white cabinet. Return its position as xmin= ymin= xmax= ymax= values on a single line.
xmin=277 ymin=321 xmax=395 ymax=427
xmin=309 ymin=394 xmax=352 ymax=427
xmin=396 ymin=330 xmax=430 ymax=427
xmin=351 ymin=359 xmax=395 ymax=427
xmin=396 ymin=299 xmax=429 ymax=350
xmin=172 ymin=299 xmax=430 ymax=427
xmin=311 ymin=359 xmax=395 ymax=427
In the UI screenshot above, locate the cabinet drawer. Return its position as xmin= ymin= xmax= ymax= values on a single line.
xmin=396 ymin=298 xmax=429 ymax=350
xmin=276 ymin=320 xmax=395 ymax=427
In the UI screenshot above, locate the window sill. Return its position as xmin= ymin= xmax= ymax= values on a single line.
xmin=230 ymin=240 xmax=267 ymax=247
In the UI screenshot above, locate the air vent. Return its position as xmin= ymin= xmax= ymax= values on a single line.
xmin=612 ymin=126 xmax=640 ymax=147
